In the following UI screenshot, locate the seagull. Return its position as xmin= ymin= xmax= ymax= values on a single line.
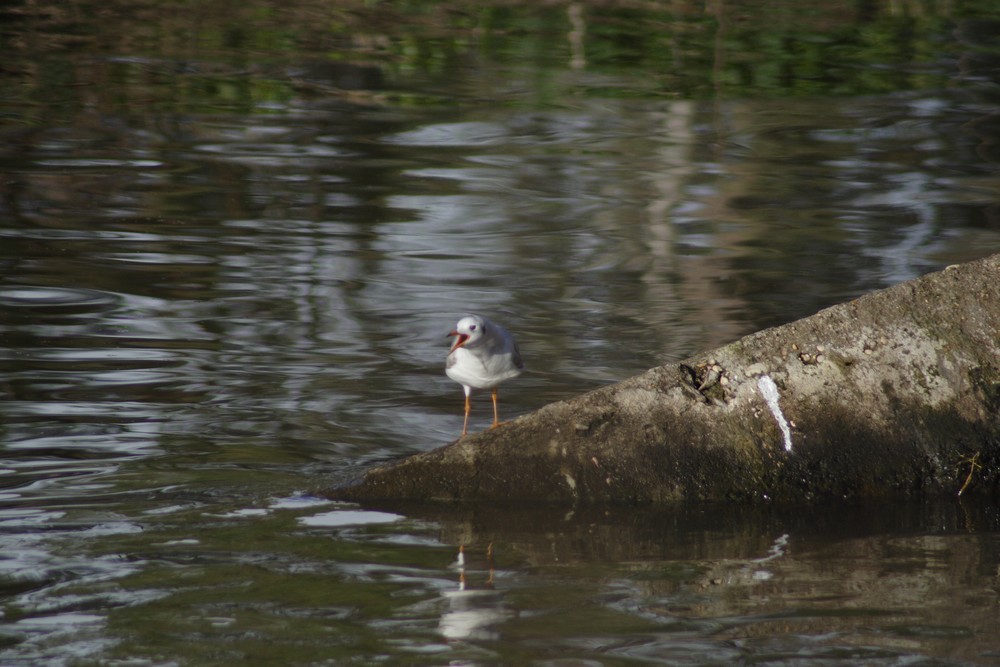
xmin=446 ymin=314 xmax=524 ymax=437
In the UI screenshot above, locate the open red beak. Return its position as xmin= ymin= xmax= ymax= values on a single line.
xmin=448 ymin=331 xmax=469 ymax=351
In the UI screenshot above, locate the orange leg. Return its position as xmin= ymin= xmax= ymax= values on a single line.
xmin=490 ymin=388 xmax=501 ymax=429
xmin=461 ymin=391 xmax=471 ymax=436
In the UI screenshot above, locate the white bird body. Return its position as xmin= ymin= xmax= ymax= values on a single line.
xmin=446 ymin=340 xmax=522 ymax=390
xmin=446 ymin=314 xmax=523 ymax=436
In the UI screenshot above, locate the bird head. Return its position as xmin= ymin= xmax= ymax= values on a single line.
xmin=448 ymin=315 xmax=486 ymax=351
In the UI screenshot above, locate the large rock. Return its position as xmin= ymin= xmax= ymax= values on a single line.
xmin=331 ymin=254 xmax=1000 ymax=505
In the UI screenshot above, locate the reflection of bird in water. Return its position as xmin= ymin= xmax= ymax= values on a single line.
xmin=446 ymin=315 xmax=524 ymax=437
xmin=451 ymin=544 xmax=494 ymax=589
xmin=440 ymin=543 xmax=513 ymax=641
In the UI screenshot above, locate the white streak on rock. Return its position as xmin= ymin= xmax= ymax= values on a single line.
xmin=757 ymin=375 xmax=793 ymax=452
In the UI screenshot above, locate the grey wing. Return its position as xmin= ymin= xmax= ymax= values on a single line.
xmin=511 ymin=341 xmax=524 ymax=370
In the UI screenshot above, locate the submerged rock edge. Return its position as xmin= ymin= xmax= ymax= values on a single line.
xmin=331 ymin=254 xmax=1000 ymax=505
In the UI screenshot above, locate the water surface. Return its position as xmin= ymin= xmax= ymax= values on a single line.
xmin=2 ymin=1 xmax=1000 ymax=664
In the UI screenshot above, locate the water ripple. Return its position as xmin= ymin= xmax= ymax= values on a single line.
xmin=0 ymin=286 xmax=120 ymax=311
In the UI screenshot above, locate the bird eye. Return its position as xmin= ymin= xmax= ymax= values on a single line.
xmin=469 ymin=325 xmax=477 ymax=331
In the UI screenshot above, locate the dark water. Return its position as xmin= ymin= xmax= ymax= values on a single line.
xmin=2 ymin=1 xmax=1000 ymax=664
